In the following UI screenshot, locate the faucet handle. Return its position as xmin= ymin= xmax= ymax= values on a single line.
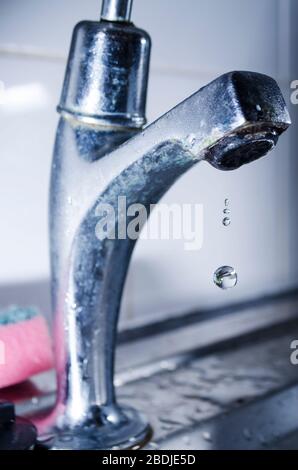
xmin=58 ymin=1 xmax=150 ymax=129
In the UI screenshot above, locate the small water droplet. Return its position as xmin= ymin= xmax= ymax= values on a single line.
xmin=213 ymin=266 xmax=238 ymax=289
xmin=222 ymin=217 xmax=231 ymax=226
xmin=224 ymin=198 xmax=229 ymax=207
xmin=186 ymin=133 xmax=197 ymax=148
xmin=256 ymin=104 xmax=262 ymax=112
xmin=223 ymin=208 xmax=230 ymax=215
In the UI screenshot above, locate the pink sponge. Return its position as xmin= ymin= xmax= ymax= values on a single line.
xmin=0 ymin=307 xmax=53 ymax=389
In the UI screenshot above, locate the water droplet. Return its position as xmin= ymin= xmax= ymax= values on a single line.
xmin=256 ymin=104 xmax=262 ymax=112
xmin=224 ymin=198 xmax=229 ymax=207
xmin=213 ymin=266 xmax=238 ymax=289
xmin=222 ymin=217 xmax=231 ymax=226
xmin=186 ymin=133 xmax=196 ymax=148
xmin=223 ymin=208 xmax=230 ymax=215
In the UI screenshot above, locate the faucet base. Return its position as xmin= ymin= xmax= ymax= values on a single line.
xmin=36 ymin=406 xmax=151 ymax=450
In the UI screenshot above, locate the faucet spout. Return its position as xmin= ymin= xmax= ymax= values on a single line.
xmin=40 ymin=12 xmax=290 ymax=450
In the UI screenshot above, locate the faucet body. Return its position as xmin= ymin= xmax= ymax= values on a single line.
xmin=40 ymin=2 xmax=290 ymax=450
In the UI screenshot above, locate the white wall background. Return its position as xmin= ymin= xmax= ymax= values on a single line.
xmin=0 ymin=0 xmax=297 ymax=325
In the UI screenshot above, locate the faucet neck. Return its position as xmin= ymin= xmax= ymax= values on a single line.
xmin=100 ymin=0 xmax=133 ymax=23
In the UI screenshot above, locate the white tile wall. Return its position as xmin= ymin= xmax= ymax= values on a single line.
xmin=0 ymin=0 xmax=296 ymax=325
xmin=0 ymin=55 xmax=64 ymax=282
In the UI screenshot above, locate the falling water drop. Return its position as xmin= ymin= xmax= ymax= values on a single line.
xmin=222 ymin=217 xmax=231 ymax=226
xmin=213 ymin=266 xmax=238 ymax=289
xmin=224 ymin=198 xmax=229 ymax=207
xmin=223 ymin=208 xmax=230 ymax=215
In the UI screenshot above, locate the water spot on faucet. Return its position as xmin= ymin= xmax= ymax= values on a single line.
xmin=186 ymin=134 xmax=197 ymax=149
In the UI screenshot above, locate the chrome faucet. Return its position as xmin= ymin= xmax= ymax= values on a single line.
xmin=39 ymin=0 xmax=290 ymax=449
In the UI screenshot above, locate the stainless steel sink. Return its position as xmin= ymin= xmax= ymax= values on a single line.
xmin=1 ymin=289 xmax=298 ymax=450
